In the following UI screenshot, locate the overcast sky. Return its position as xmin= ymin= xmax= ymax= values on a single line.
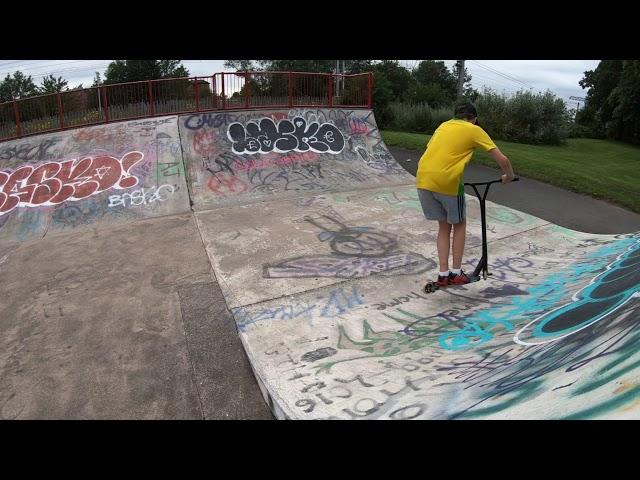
xmin=0 ymin=60 xmax=598 ymax=108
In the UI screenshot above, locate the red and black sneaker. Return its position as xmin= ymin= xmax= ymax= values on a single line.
xmin=449 ymin=270 xmax=471 ymax=285
xmin=436 ymin=274 xmax=450 ymax=288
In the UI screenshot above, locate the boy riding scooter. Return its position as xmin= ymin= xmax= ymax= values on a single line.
xmin=416 ymin=102 xmax=516 ymax=290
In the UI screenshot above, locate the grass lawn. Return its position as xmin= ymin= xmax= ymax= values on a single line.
xmin=382 ymin=131 xmax=640 ymax=213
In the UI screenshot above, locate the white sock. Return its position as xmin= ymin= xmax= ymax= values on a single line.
xmin=451 ymin=268 xmax=461 ymax=275
xmin=439 ymin=270 xmax=450 ymax=277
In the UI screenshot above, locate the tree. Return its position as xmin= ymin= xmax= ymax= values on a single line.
xmin=39 ymin=74 xmax=68 ymax=94
xmin=224 ymin=60 xmax=258 ymax=71
xmin=0 ymin=71 xmax=39 ymax=102
xmin=608 ymin=60 xmax=640 ymax=144
xmin=372 ymin=60 xmax=416 ymax=102
xmin=413 ymin=60 xmax=456 ymax=92
xmin=224 ymin=59 xmax=374 ymax=74
xmin=92 ymin=71 xmax=103 ymax=87
xmin=576 ymin=60 xmax=623 ymax=136
xmin=103 ymin=60 xmax=190 ymax=84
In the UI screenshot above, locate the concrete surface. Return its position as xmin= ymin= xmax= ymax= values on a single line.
xmin=1 ymin=109 xmax=638 ymax=420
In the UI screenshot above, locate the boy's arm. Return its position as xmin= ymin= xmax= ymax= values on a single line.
xmin=488 ymin=147 xmax=516 ymax=183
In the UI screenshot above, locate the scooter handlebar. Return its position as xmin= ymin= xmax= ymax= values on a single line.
xmin=464 ymin=177 xmax=519 ymax=186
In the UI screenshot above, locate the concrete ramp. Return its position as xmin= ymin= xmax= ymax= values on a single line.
xmin=221 ymin=189 xmax=639 ymax=419
xmin=178 ymin=109 xmax=412 ymax=210
xmin=0 ymin=116 xmax=190 ymax=246
xmin=185 ymin=108 xmax=640 ymax=419
xmin=0 ymin=115 xmax=269 ymax=419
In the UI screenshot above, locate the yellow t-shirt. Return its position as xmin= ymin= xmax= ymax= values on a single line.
xmin=416 ymin=119 xmax=497 ymax=196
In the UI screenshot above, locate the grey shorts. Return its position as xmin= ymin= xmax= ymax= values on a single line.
xmin=417 ymin=188 xmax=466 ymax=224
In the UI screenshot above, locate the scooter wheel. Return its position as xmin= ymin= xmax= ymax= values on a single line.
xmin=423 ymin=282 xmax=439 ymax=294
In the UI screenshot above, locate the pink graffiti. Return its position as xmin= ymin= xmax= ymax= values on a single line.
xmin=270 ymin=113 xmax=288 ymax=121
xmin=193 ymin=129 xmax=218 ymax=157
xmin=207 ymin=173 xmax=248 ymax=197
xmin=72 ymin=126 xmax=131 ymax=145
xmin=349 ymin=118 xmax=370 ymax=135
xmin=0 ymin=151 xmax=144 ymax=216
xmin=234 ymin=152 xmax=320 ymax=172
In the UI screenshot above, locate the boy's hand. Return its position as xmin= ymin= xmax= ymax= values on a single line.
xmin=501 ymin=173 xmax=515 ymax=183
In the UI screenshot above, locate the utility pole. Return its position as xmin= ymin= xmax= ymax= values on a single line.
xmin=457 ymin=60 xmax=465 ymax=98
xmin=570 ymin=96 xmax=586 ymax=119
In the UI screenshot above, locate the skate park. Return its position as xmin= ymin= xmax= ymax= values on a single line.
xmin=1 ymin=71 xmax=639 ymax=420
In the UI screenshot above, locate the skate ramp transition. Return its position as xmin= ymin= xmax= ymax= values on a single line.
xmin=0 ymin=115 xmax=190 ymax=248
xmin=2 ymin=108 xmax=639 ymax=419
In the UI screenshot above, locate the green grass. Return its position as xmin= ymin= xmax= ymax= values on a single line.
xmin=382 ymin=130 xmax=640 ymax=213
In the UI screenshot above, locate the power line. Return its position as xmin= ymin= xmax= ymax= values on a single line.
xmin=470 ymin=60 xmax=535 ymax=89
xmin=468 ymin=60 xmax=537 ymax=91
xmin=473 ymin=61 xmax=534 ymax=86
xmin=470 ymin=72 xmax=523 ymax=92
xmin=0 ymin=60 xmax=112 ymax=81
xmin=0 ymin=60 xmax=100 ymax=76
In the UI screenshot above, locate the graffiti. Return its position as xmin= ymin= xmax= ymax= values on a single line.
xmin=207 ymin=173 xmax=248 ymax=197
xmin=128 ymin=118 xmax=174 ymax=127
xmin=436 ymin=302 xmax=640 ymax=419
xmin=0 ymin=151 xmax=144 ymax=216
xmin=372 ymin=291 xmax=433 ymax=311
xmin=515 ymin=238 xmax=640 ymax=346
xmin=233 ymin=286 xmax=364 ymax=332
xmin=184 ymin=113 xmax=238 ymax=130
xmin=437 ymin=238 xmax=639 ymax=351
xmin=485 ymin=204 xmax=533 ymax=226
xmin=51 ymin=199 xmax=106 ymax=228
xmin=160 ymin=162 xmax=181 ymax=177
xmin=107 ymin=184 xmax=177 ymax=208
xmin=263 ymin=253 xmax=434 ymax=279
xmin=354 ymin=146 xmax=406 ymax=175
xmin=263 ymin=214 xmax=435 ymax=278
xmin=204 ymin=152 xmax=237 ymax=176
xmin=193 ymin=129 xmax=218 ymax=157
xmin=71 ymin=126 xmax=132 ymax=147
xmin=246 ymin=163 xmax=327 ymax=194
xmin=227 ymin=117 xmax=345 ymax=155
xmin=0 ymin=138 xmax=60 ymax=162
xmin=349 ymin=117 xmax=371 ymax=135
xmin=234 ymin=152 xmax=320 ymax=172
xmin=148 ymin=136 xmax=182 ymax=156
xmin=302 ymin=348 xmax=338 ymax=362
xmin=320 ymin=286 xmax=365 ymax=317
xmin=305 ymin=215 xmax=397 ymax=257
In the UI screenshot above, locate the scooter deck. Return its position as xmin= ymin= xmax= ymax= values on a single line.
xmin=422 ymin=274 xmax=481 ymax=294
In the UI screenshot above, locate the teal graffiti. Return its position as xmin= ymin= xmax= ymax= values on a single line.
xmin=438 ymin=236 xmax=639 ymax=351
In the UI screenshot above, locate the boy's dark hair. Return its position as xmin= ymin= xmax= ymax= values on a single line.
xmin=454 ymin=102 xmax=478 ymax=120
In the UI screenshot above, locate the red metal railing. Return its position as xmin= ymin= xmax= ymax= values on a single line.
xmin=0 ymin=71 xmax=373 ymax=143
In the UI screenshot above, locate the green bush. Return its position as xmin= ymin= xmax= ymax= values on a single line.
xmin=476 ymin=90 xmax=570 ymax=145
xmin=389 ymin=102 xmax=431 ymax=132
xmin=387 ymin=102 xmax=453 ymax=134
xmin=385 ymin=90 xmax=571 ymax=146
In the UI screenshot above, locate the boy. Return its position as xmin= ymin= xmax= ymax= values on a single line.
xmin=417 ymin=102 xmax=515 ymax=287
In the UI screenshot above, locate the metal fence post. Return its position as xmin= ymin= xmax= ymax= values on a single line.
xmin=195 ymin=79 xmax=200 ymax=112
xmin=13 ymin=101 xmax=22 ymax=137
xmin=148 ymin=81 xmax=155 ymax=116
xmin=101 ymin=86 xmax=109 ymax=123
xmin=244 ymin=73 xmax=250 ymax=108
xmin=221 ymin=74 xmax=226 ymax=110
